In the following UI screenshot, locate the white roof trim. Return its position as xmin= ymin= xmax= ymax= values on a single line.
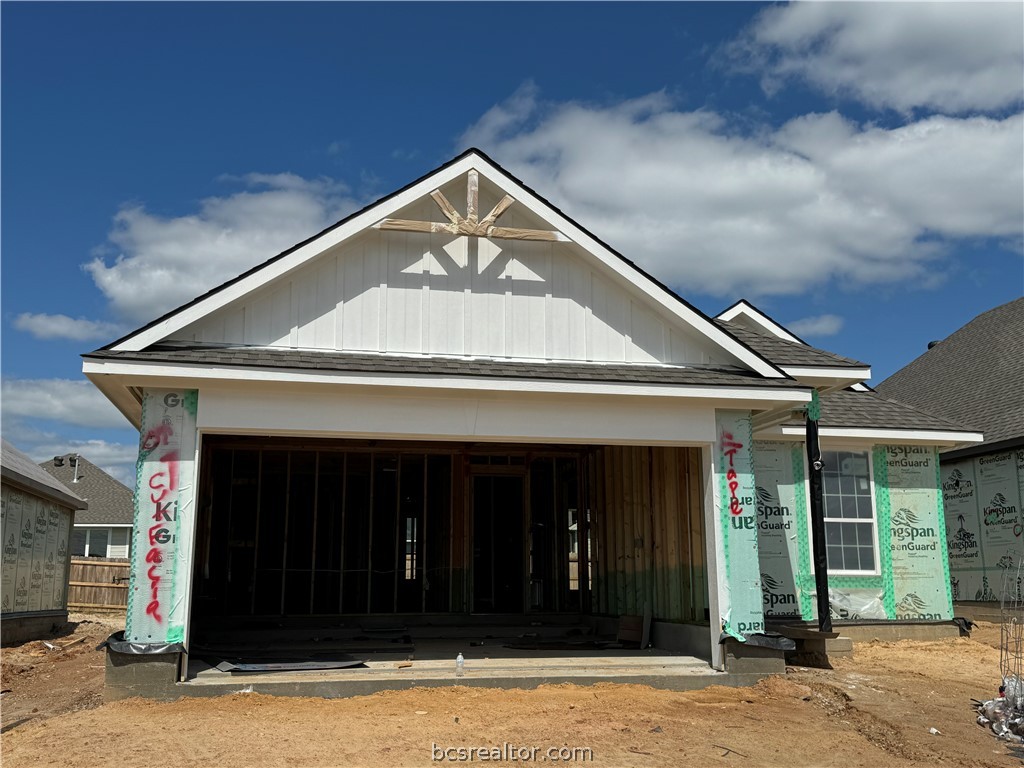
xmin=716 ymin=300 xmax=805 ymax=344
xmin=782 ymin=365 xmax=872 ymax=380
xmin=107 ymin=151 xmax=785 ymax=379
xmin=767 ymin=424 xmax=984 ymax=445
xmin=84 ymin=357 xmax=811 ymax=403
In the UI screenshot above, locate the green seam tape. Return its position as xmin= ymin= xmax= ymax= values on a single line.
xmin=873 ymin=447 xmax=897 ymax=619
xmin=790 ymin=444 xmax=816 ymax=620
xmin=807 ymin=390 xmax=821 ymax=422
xmin=934 ymin=447 xmax=954 ymax=617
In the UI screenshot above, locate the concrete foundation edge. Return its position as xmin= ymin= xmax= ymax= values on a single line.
xmin=1 ymin=611 xmax=69 ymax=646
xmin=838 ymin=622 xmax=961 ymax=643
xmin=104 ymin=649 xmax=776 ymax=702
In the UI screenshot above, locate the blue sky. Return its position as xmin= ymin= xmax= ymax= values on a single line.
xmin=2 ymin=2 xmax=1022 ymax=482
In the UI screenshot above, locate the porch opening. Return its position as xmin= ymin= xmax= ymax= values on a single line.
xmin=188 ymin=437 xmax=709 ymax=676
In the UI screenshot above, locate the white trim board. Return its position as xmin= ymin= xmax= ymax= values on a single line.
xmin=760 ymin=425 xmax=984 ymax=446
xmin=83 ymin=358 xmax=812 ymax=403
xmin=716 ymin=300 xmax=805 ymax=344
xmin=781 ymin=366 xmax=871 ymax=381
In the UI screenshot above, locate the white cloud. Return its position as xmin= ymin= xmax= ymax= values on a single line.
xmin=731 ymin=3 xmax=1023 ymax=114
xmin=84 ymin=173 xmax=360 ymax=323
xmin=14 ymin=313 xmax=125 ymax=342
xmin=460 ymin=88 xmax=1023 ymax=298
xmin=787 ymin=314 xmax=843 ymax=338
xmin=462 ymin=80 xmax=539 ymax=149
xmin=2 ymin=420 xmax=139 ymax=486
xmin=1 ymin=379 xmax=130 ymax=430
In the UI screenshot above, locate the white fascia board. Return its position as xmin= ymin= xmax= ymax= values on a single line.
xmin=770 ymin=424 xmax=985 ymax=445
xmin=83 ymin=358 xmax=812 ymax=405
xmin=471 ymin=162 xmax=786 ymax=379
xmin=782 ymin=366 xmax=871 ymax=381
xmin=110 ymin=155 xmax=486 ymax=352
xmin=84 ymin=372 xmax=143 ymax=429
xmin=716 ymin=301 xmax=804 ymax=344
xmin=74 ymin=524 xmax=133 ymax=528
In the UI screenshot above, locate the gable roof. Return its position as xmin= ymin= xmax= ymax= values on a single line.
xmin=715 ymin=319 xmax=868 ymax=369
xmin=877 ymin=297 xmax=1024 ymax=450
xmin=98 ymin=148 xmax=787 ymax=380
xmin=716 ymin=300 xmax=808 ymax=344
xmin=39 ymin=454 xmax=133 ymax=526
xmin=1 ymin=439 xmax=86 ymax=511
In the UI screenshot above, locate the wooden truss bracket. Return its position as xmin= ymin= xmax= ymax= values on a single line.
xmin=374 ymin=170 xmax=569 ymax=242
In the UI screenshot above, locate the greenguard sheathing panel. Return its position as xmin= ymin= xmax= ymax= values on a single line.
xmin=126 ymin=389 xmax=199 ymax=644
xmin=872 ymin=447 xmax=898 ymax=619
xmin=943 ymin=460 xmax=984 ymax=601
xmin=885 ymin=446 xmax=952 ymax=620
xmin=0 ymin=486 xmax=72 ymax=616
xmin=752 ymin=441 xmax=803 ymax=618
xmin=943 ymin=449 xmax=1024 ymax=602
xmin=715 ymin=411 xmax=764 ymax=639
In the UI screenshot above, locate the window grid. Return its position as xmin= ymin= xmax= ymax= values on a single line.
xmin=822 ymin=449 xmax=876 ymax=573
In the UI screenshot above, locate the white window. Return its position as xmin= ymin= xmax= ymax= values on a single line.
xmin=822 ymin=449 xmax=878 ymax=574
xmin=71 ymin=527 xmax=131 ymax=559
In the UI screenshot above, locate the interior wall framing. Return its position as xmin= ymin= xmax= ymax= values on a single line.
xmin=586 ymin=446 xmax=707 ymax=624
xmin=193 ymin=437 xmax=592 ymax=620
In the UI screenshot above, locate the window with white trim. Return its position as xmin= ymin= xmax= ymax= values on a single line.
xmin=70 ymin=527 xmax=131 ymax=559
xmin=822 ymin=449 xmax=876 ymax=573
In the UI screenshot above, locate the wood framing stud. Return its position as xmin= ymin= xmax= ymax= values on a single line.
xmin=374 ymin=171 xmax=567 ymax=243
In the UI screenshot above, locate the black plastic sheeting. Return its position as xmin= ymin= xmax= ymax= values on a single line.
xmin=97 ymin=631 xmax=184 ymax=655
xmin=953 ymin=616 xmax=975 ymax=636
xmin=718 ymin=632 xmax=797 ymax=651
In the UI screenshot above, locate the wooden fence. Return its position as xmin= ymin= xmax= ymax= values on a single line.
xmin=68 ymin=558 xmax=130 ymax=612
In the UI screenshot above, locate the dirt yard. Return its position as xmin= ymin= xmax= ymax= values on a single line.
xmin=1 ymin=616 xmax=1016 ymax=767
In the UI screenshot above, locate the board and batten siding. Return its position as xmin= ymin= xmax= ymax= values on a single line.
xmin=172 ymin=194 xmax=725 ymax=367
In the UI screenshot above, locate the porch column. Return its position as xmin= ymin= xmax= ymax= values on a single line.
xmin=125 ymin=389 xmax=200 ymax=647
xmin=704 ymin=410 xmax=767 ymax=670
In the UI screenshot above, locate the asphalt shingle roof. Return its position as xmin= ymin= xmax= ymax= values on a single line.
xmin=876 ymin=298 xmax=1023 ymax=448
xmin=84 ymin=345 xmax=807 ymax=390
xmin=715 ymin=320 xmax=868 ymax=369
xmin=40 ymin=454 xmax=133 ymax=525
xmin=1 ymin=439 xmax=86 ymax=510
xmin=782 ymin=390 xmax=975 ymax=432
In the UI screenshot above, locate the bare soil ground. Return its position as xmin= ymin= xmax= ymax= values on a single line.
xmin=1 ymin=617 xmax=1016 ymax=767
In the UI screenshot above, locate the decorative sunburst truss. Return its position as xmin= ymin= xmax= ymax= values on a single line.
xmin=374 ymin=170 xmax=569 ymax=242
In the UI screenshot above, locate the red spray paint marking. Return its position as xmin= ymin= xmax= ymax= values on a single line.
xmin=142 ymin=434 xmax=179 ymax=625
xmin=721 ymin=429 xmax=745 ymax=516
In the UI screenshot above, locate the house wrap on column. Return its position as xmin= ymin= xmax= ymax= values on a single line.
xmin=82 ymin=150 xmax=982 ymax=694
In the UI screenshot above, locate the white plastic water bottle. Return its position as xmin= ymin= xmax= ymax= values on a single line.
xmin=455 ymin=652 xmax=465 ymax=677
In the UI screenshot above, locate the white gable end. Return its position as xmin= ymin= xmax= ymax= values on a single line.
xmin=127 ymin=151 xmax=781 ymax=375
xmin=171 ymin=223 xmax=728 ymax=366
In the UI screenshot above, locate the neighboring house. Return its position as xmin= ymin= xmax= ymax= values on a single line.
xmin=40 ymin=454 xmax=133 ymax=560
xmin=878 ymin=297 xmax=1024 ymax=604
xmin=81 ymin=149 xmax=981 ymax=694
xmin=1 ymin=439 xmax=84 ymax=644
